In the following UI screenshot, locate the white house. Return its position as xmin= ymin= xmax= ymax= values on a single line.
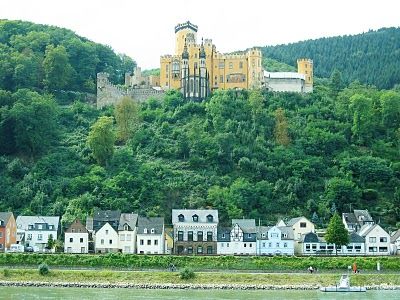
xmin=287 ymin=217 xmax=315 ymax=241
xmin=16 ymin=216 xmax=59 ymax=252
xmin=118 ymin=213 xmax=138 ymax=254
xmin=257 ymin=226 xmax=294 ymax=255
xmin=217 ymin=219 xmax=256 ymax=255
xmin=342 ymin=209 xmax=374 ymax=233
xmin=136 ymin=217 xmax=165 ymax=254
xmin=64 ymin=219 xmax=89 ymax=253
xmin=390 ymin=229 xmax=400 ymax=255
xmin=359 ymin=224 xmax=390 ymax=255
xmin=94 ymin=222 xmax=119 ymax=253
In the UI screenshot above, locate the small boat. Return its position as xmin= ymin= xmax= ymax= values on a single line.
xmin=320 ymin=274 xmax=366 ymax=292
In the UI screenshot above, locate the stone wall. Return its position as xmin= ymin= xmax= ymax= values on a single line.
xmin=97 ymin=73 xmax=165 ymax=109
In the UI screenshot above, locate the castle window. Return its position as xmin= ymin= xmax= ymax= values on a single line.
xmin=190 ymin=79 xmax=194 ymax=92
xmin=220 ymin=75 xmax=224 ymax=83
xmin=194 ymin=62 xmax=198 ymax=69
xmin=229 ymin=62 xmax=233 ymax=69
xmin=195 ymin=53 xmax=197 ymax=58
xmin=239 ymin=62 xmax=243 ymax=69
xmin=166 ymin=65 xmax=169 ymax=72
xmin=219 ymin=61 xmax=224 ymax=69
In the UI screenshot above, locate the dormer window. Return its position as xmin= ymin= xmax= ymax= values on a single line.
xmin=207 ymin=215 xmax=213 ymax=222
xmin=262 ymin=233 xmax=266 ymax=238
xmin=49 ymin=225 xmax=53 ymax=230
xmin=144 ymin=228 xmax=148 ymax=234
xmin=28 ymin=225 xmax=33 ymax=230
xmin=192 ymin=215 xmax=198 ymax=222
xmin=178 ymin=214 xmax=184 ymax=222
xmin=151 ymin=228 xmax=155 ymax=234
xmin=124 ymin=224 xmax=129 ymax=231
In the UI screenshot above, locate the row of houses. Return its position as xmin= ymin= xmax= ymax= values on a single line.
xmin=2 ymin=209 xmax=400 ymax=256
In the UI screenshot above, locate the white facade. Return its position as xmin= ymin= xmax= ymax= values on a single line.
xmin=16 ymin=216 xmax=59 ymax=253
xmin=264 ymin=71 xmax=307 ymax=93
xmin=217 ymin=223 xmax=256 ymax=255
xmin=119 ymin=229 xmax=137 ymax=254
xmin=94 ymin=223 xmax=119 ymax=253
xmin=137 ymin=231 xmax=164 ymax=254
xmin=360 ymin=224 xmax=390 ymax=255
xmin=257 ymin=226 xmax=294 ymax=255
xmin=390 ymin=230 xmax=400 ymax=255
xmin=65 ymin=232 xmax=88 ymax=253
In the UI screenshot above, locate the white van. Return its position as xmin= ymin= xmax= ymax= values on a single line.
xmin=7 ymin=244 xmax=25 ymax=253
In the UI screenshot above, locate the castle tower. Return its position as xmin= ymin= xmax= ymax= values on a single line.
xmin=297 ymin=58 xmax=313 ymax=92
xmin=181 ymin=40 xmax=189 ymax=100
xmin=247 ymin=48 xmax=263 ymax=89
xmin=175 ymin=21 xmax=198 ymax=55
xmin=199 ymin=40 xmax=208 ymax=100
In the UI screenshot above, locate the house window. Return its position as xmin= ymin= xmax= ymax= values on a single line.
xmin=207 ymin=231 xmax=213 ymax=242
xmin=369 ymin=247 xmax=377 ymax=252
xmin=369 ymin=237 xmax=376 ymax=243
xmin=380 ymin=237 xmax=387 ymax=242
xmin=379 ymin=247 xmax=388 ymax=252
xmin=248 ymin=234 xmax=251 ymax=238
xmin=262 ymin=242 xmax=266 ymax=247
xmin=69 ymin=238 xmax=73 ymax=243
xmin=197 ymin=231 xmax=203 ymax=241
xmin=177 ymin=246 xmax=184 ymax=254
xmin=101 ymin=239 xmax=104 ymax=245
xmin=188 ymin=231 xmax=193 ymax=241
xmin=197 ymin=246 xmax=203 ymax=254
xmin=120 ymin=234 xmax=125 ymax=241
xmin=178 ymin=231 xmax=184 ymax=241
xmin=192 ymin=215 xmax=198 ymax=222
xmin=140 ymin=239 xmax=144 ymax=245
xmin=38 ymin=224 xmax=43 ymax=230
xmin=38 ymin=234 xmax=43 ymax=241
xmin=284 ymin=243 xmax=287 ymax=248
xmin=269 ymin=242 xmax=272 ymax=247
xmin=312 ymin=244 xmax=317 ymax=250
xmin=49 ymin=225 xmax=53 ymax=230
xmin=80 ymin=238 xmax=83 ymax=243
xmin=151 ymin=228 xmax=155 ymax=234
xmin=207 ymin=246 xmax=213 ymax=254
xmin=124 ymin=224 xmax=129 ymax=231
xmin=227 ymin=243 xmax=229 ymax=247
xmin=109 ymin=239 xmax=112 ymax=245
xmin=222 ymin=233 xmax=225 ymax=238
xmin=261 ymin=233 xmax=265 ymax=238
xmin=126 ymin=234 xmax=131 ymax=241
xmin=154 ymin=240 xmax=158 ymax=246
xmin=220 ymin=75 xmax=224 ymax=83
xmin=300 ymin=222 xmax=307 ymax=228
xmin=320 ymin=245 xmax=326 ymax=250
xmin=188 ymin=247 xmax=193 ymax=254
xmin=105 ymin=230 xmax=109 ymax=235
xmin=249 ymin=243 xmax=253 ymax=248
xmin=147 ymin=240 xmax=151 ymax=245
xmin=244 ymin=243 xmax=247 ymax=248
xmin=144 ymin=228 xmax=148 ymax=234
xmin=276 ymin=243 xmax=280 ymax=248
xmin=178 ymin=214 xmax=184 ymax=222
xmin=305 ymin=244 xmax=310 ymax=251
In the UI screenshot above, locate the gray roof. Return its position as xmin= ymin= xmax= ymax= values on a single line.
xmin=358 ymin=224 xmax=385 ymax=237
xmin=232 ymin=219 xmax=256 ymax=233
xmin=391 ymin=229 xmax=400 ymax=243
xmin=118 ymin=213 xmax=138 ymax=231
xmin=354 ymin=210 xmax=373 ymax=222
xmin=255 ymin=226 xmax=294 ymax=240
xmin=342 ymin=213 xmax=357 ymax=225
xmin=301 ymin=232 xmax=320 ymax=243
xmin=86 ymin=216 xmax=93 ymax=231
xmin=172 ymin=209 xmax=218 ymax=224
xmin=16 ymin=216 xmax=60 ymax=231
xmin=217 ymin=227 xmax=231 ymax=242
xmin=349 ymin=232 xmax=365 ymax=243
xmin=137 ymin=217 xmax=164 ymax=235
xmin=278 ymin=226 xmax=295 ymax=240
xmin=0 ymin=212 xmax=13 ymax=226
xmin=93 ymin=208 xmax=121 ymax=222
xmin=287 ymin=217 xmax=310 ymax=227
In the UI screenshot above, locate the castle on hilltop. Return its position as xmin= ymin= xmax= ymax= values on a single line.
xmin=97 ymin=21 xmax=313 ymax=108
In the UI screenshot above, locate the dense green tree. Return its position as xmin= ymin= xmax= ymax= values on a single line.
xmin=87 ymin=116 xmax=116 ymax=166
xmin=274 ymin=108 xmax=290 ymax=146
xmin=42 ymin=45 xmax=73 ymax=90
xmin=114 ymin=97 xmax=140 ymax=142
xmin=324 ymin=178 xmax=361 ymax=213
xmin=325 ymin=212 xmax=349 ymax=255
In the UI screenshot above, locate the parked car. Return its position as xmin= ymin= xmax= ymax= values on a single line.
xmin=25 ymin=246 xmax=34 ymax=253
xmin=6 ymin=244 xmax=25 ymax=253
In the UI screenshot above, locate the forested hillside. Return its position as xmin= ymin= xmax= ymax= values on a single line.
xmin=262 ymin=27 xmax=400 ymax=89
xmin=0 ymin=20 xmax=399 ymax=230
xmin=0 ymin=20 xmax=135 ymax=95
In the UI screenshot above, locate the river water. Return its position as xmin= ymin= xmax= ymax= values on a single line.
xmin=0 ymin=287 xmax=399 ymax=299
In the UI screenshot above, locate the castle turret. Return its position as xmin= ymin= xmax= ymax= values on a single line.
xmin=199 ymin=39 xmax=207 ymax=100
xmin=297 ymin=58 xmax=313 ymax=92
xmin=181 ymin=40 xmax=189 ymax=99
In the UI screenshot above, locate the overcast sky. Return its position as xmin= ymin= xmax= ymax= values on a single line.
xmin=2 ymin=0 xmax=399 ymax=69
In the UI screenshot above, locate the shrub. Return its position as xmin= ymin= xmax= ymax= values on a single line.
xmin=180 ymin=267 xmax=195 ymax=280
xmin=3 ymin=269 xmax=10 ymax=277
xmin=38 ymin=263 xmax=49 ymax=276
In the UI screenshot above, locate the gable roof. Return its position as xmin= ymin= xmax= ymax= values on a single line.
xmin=278 ymin=226 xmax=294 ymax=240
xmin=287 ymin=217 xmax=310 ymax=227
xmin=232 ymin=219 xmax=256 ymax=233
xmin=172 ymin=209 xmax=218 ymax=224
xmin=354 ymin=209 xmax=373 ymax=222
xmin=93 ymin=208 xmax=121 ymax=222
xmin=390 ymin=229 xmax=400 ymax=243
xmin=256 ymin=226 xmax=271 ymax=239
xmin=0 ymin=212 xmax=13 ymax=226
xmin=217 ymin=227 xmax=231 ymax=241
xmin=358 ymin=224 xmax=388 ymax=237
xmin=118 ymin=213 xmax=138 ymax=231
xmin=65 ymin=219 xmax=88 ymax=233
xmin=137 ymin=217 xmax=164 ymax=235
xmin=349 ymin=232 xmax=365 ymax=243
xmin=342 ymin=213 xmax=357 ymax=224
xmin=16 ymin=216 xmax=60 ymax=231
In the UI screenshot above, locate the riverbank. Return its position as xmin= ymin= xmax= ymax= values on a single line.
xmin=1 ymin=269 xmax=400 ymax=290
